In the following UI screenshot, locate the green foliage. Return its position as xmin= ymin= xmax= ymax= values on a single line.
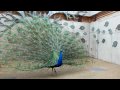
xmin=0 ymin=14 xmax=86 ymax=70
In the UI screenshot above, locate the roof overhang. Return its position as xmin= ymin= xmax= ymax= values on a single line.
xmin=48 ymin=11 xmax=102 ymax=17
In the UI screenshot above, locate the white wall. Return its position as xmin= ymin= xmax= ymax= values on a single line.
xmin=89 ymin=11 xmax=101 ymax=16
xmin=90 ymin=12 xmax=120 ymax=65
xmin=89 ymin=22 xmax=98 ymax=58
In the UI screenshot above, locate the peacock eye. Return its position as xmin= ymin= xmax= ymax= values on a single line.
xmin=76 ymin=32 xmax=80 ymax=36
xmin=64 ymin=31 xmax=70 ymax=35
xmin=70 ymin=25 xmax=75 ymax=29
xmin=63 ymin=22 xmax=68 ymax=26
xmin=80 ymin=26 xmax=85 ymax=30
xmin=83 ymin=32 xmax=87 ymax=35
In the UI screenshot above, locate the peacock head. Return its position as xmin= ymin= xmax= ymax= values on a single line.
xmin=60 ymin=49 xmax=63 ymax=52
xmin=60 ymin=51 xmax=63 ymax=55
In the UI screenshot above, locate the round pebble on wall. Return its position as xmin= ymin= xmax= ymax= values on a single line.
xmin=70 ymin=25 xmax=75 ymax=29
xmin=104 ymin=21 xmax=109 ymax=27
xmin=96 ymin=40 xmax=99 ymax=44
xmin=81 ymin=38 xmax=86 ymax=43
xmin=116 ymin=24 xmax=120 ymax=30
xmin=64 ymin=31 xmax=70 ymax=35
xmin=80 ymin=26 xmax=85 ymax=30
xmin=83 ymin=32 xmax=87 ymax=35
xmin=102 ymin=39 xmax=105 ymax=43
xmin=96 ymin=29 xmax=100 ymax=34
xmin=102 ymin=30 xmax=105 ymax=34
xmin=108 ymin=29 xmax=113 ymax=35
xmin=112 ymin=41 xmax=118 ymax=47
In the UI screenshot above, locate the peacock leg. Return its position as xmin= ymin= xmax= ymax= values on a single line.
xmin=54 ymin=68 xmax=57 ymax=73
xmin=52 ymin=68 xmax=53 ymax=72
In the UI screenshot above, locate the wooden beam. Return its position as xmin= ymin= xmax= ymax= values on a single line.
xmin=90 ymin=11 xmax=118 ymax=22
xmin=0 ymin=11 xmax=118 ymax=23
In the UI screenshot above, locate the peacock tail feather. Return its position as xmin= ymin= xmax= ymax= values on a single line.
xmin=0 ymin=12 xmax=87 ymax=71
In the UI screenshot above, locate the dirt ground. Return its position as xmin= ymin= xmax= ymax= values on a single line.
xmin=0 ymin=57 xmax=120 ymax=79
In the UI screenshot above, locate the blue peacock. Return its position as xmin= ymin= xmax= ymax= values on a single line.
xmin=0 ymin=11 xmax=86 ymax=72
xmin=42 ymin=50 xmax=63 ymax=73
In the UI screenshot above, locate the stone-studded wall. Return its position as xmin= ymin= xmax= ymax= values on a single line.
xmin=89 ymin=12 xmax=120 ymax=65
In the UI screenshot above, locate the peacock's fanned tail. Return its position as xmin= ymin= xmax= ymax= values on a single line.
xmin=0 ymin=12 xmax=87 ymax=71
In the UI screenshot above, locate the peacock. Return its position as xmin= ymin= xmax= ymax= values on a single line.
xmin=41 ymin=50 xmax=63 ymax=73
xmin=0 ymin=11 xmax=87 ymax=72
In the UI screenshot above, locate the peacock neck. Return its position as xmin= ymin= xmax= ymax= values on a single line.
xmin=58 ymin=51 xmax=63 ymax=63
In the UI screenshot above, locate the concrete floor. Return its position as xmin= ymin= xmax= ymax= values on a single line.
xmin=0 ymin=58 xmax=120 ymax=79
